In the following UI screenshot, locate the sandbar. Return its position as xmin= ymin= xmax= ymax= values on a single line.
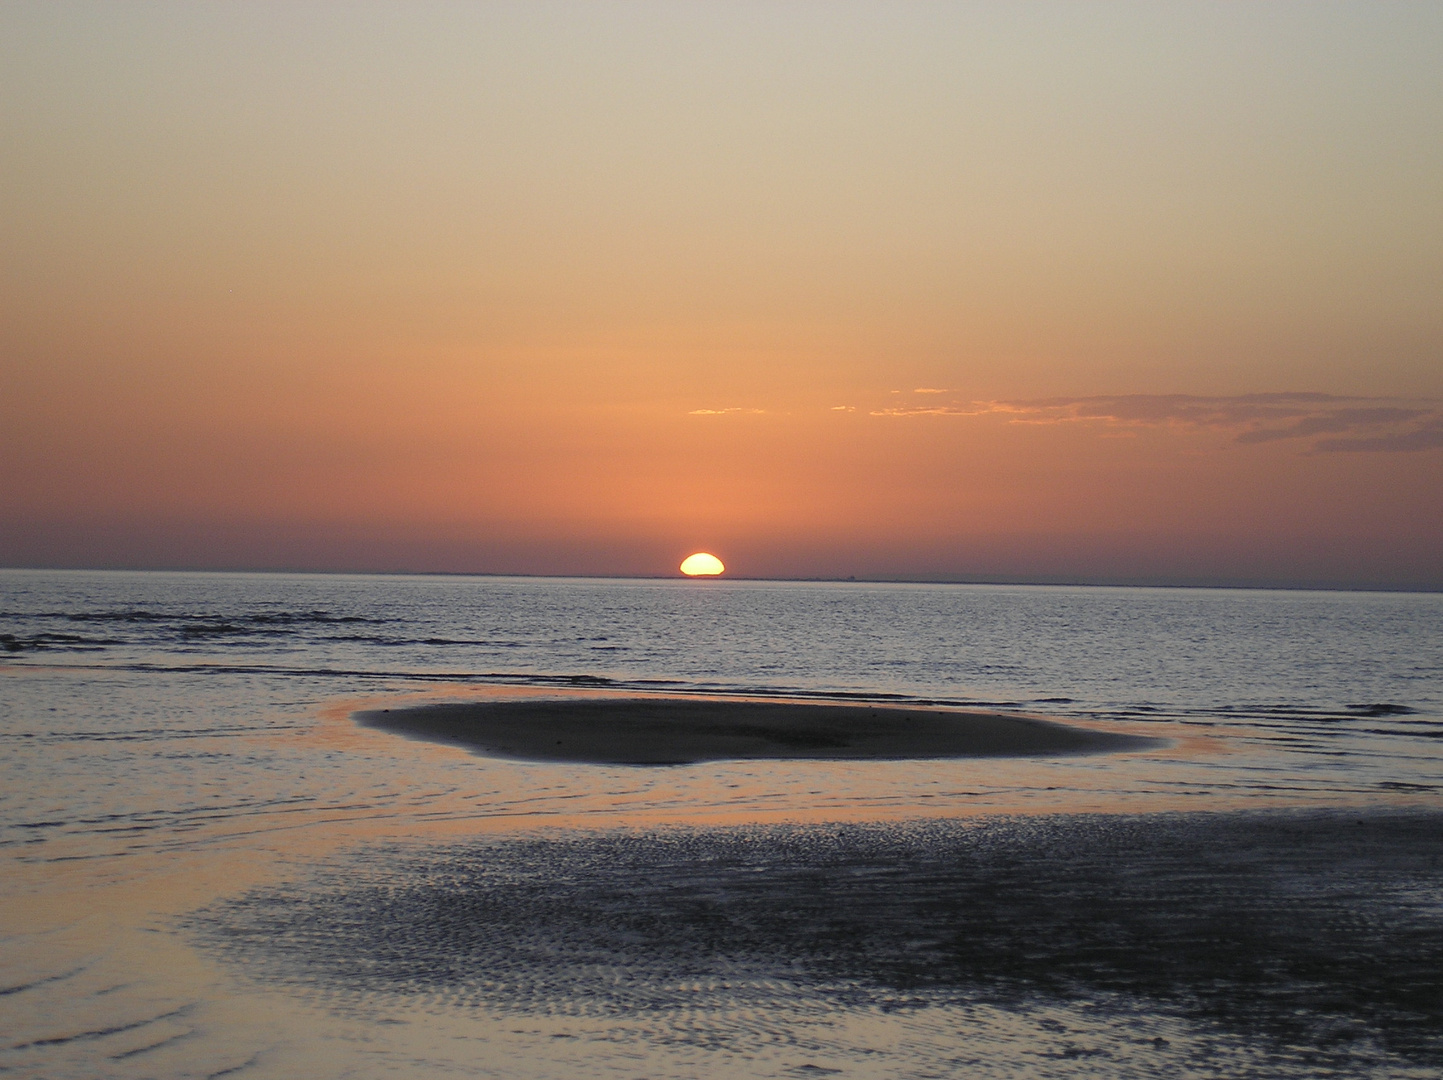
xmin=201 ymin=810 xmax=1443 ymax=1069
xmin=357 ymin=697 xmax=1152 ymax=765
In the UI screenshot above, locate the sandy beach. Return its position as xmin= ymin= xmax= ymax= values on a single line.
xmin=197 ymin=810 xmax=1443 ymax=1072
xmin=357 ymin=696 xmax=1152 ymax=765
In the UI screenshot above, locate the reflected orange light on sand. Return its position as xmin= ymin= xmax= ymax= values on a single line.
xmin=680 ymin=553 xmax=725 ymax=576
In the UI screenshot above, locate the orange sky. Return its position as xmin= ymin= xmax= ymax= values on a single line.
xmin=3 ymin=3 xmax=1440 ymax=587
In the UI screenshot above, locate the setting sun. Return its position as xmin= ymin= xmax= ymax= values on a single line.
xmin=679 ymin=553 xmax=725 ymax=577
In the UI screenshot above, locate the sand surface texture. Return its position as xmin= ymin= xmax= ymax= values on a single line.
xmin=358 ymin=697 xmax=1148 ymax=765
xmin=195 ymin=811 xmax=1443 ymax=1074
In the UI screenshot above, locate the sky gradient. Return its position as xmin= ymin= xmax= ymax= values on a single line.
xmin=3 ymin=2 xmax=1440 ymax=587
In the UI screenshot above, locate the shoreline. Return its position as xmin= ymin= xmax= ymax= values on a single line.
xmin=356 ymin=697 xmax=1155 ymax=766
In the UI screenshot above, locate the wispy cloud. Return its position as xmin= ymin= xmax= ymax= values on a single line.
xmin=1314 ymin=418 xmax=1443 ymax=453
xmin=990 ymin=392 xmax=1346 ymax=427
xmin=871 ymin=392 xmax=1443 ymax=453
xmin=870 ymin=403 xmax=993 ymax=417
xmin=688 ymin=407 xmax=766 ymax=416
xmin=1233 ymin=407 xmax=1427 ymax=445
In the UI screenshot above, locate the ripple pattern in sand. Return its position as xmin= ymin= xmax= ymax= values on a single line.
xmin=192 ymin=810 xmax=1443 ymax=1078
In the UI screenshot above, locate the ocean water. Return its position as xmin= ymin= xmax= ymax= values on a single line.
xmin=2 ymin=569 xmax=1441 ymax=1078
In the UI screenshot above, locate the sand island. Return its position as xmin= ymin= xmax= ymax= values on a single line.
xmin=357 ymin=697 xmax=1153 ymax=766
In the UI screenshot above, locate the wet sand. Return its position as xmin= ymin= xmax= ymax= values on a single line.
xmin=197 ymin=810 xmax=1443 ymax=1073
xmin=357 ymin=697 xmax=1150 ymax=765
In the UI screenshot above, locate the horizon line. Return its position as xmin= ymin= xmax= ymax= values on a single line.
xmin=1 ymin=564 xmax=1438 ymax=595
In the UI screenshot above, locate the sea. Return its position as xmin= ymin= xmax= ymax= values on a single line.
xmin=2 ymin=568 xmax=1441 ymax=1079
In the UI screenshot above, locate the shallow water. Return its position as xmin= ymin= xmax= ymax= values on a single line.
xmin=2 ymin=569 xmax=1441 ymax=1078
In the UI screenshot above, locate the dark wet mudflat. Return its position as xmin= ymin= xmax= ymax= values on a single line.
xmin=358 ymin=697 xmax=1150 ymax=764
xmin=195 ymin=809 xmax=1443 ymax=1074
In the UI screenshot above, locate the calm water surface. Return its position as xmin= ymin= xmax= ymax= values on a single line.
xmin=2 ymin=570 xmax=1441 ymax=1078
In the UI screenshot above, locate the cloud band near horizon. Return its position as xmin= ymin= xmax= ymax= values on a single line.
xmin=866 ymin=392 xmax=1443 ymax=453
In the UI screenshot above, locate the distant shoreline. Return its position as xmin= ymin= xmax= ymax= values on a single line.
xmin=356 ymin=697 xmax=1156 ymax=766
